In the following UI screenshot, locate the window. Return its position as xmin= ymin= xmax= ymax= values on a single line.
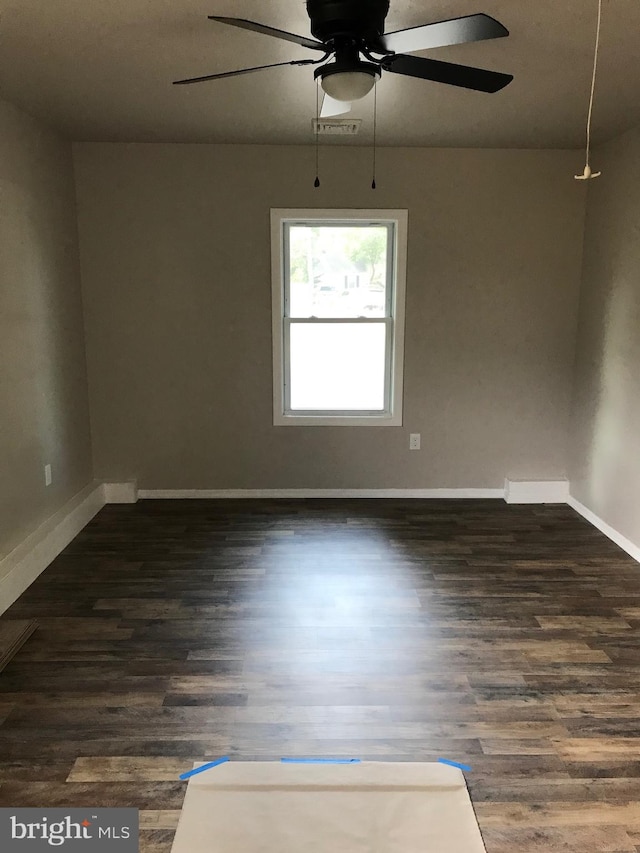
xmin=271 ymin=209 xmax=407 ymax=426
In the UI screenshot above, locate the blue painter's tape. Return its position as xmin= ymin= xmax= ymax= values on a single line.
xmin=180 ymin=756 xmax=230 ymax=780
xmin=281 ymin=758 xmax=361 ymax=764
xmin=438 ymin=758 xmax=472 ymax=772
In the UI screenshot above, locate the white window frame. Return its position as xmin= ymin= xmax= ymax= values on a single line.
xmin=271 ymin=208 xmax=407 ymax=427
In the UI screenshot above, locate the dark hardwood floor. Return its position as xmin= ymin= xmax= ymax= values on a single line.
xmin=1 ymin=498 xmax=640 ymax=852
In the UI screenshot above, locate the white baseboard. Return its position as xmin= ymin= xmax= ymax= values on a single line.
xmin=0 ymin=481 xmax=106 ymax=615
xmin=103 ymin=480 xmax=138 ymax=504
xmin=567 ymin=496 xmax=640 ymax=565
xmin=504 ymin=479 xmax=569 ymax=504
xmin=2 ymin=479 xmax=635 ymax=617
xmin=137 ymin=488 xmax=506 ymax=499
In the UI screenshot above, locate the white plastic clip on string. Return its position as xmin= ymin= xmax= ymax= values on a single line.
xmin=575 ymin=164 xmax=601 ymax=181
xmin=575 ymin=0 xmax=603 ymax=180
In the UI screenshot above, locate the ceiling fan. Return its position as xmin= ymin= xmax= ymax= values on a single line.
xmin=173 ymin=0 xmax=513 ymax=117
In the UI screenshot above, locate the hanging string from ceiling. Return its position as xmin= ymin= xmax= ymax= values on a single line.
xmin=575 ymin=0 xmax=603 ymax=180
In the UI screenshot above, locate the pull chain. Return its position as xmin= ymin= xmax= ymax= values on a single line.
xmin=371 ymin=83 xmax=377 ymax=189
xmin=314 ymin=81 xmax=320 ymax=187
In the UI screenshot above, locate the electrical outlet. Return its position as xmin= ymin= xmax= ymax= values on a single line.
xmin=409 ymin=433 xmax=421 ymax=450
xmin=44 ymin=464 xmax=52 ymax=486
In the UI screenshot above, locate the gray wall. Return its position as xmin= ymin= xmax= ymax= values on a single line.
xmin=74 ymin=143 xmax=586 ymax=490
xmin=570 ymin=124 xmax=640 ymax=545
xmin=0 ymin=98 xmax=93 ymax=560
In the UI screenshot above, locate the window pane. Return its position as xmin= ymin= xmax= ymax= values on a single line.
xmin=288 ymin=226 xmax=388 ymax=318
xmin=289 ymin=322 xmax=387 ymax=411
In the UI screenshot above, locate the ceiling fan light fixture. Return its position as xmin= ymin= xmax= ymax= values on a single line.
xmin=321 ymin=70 xmax=376 ymax=101
xmin=318 ymin=64 xmax=380 ymax=102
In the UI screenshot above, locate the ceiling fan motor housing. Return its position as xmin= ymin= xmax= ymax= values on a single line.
xmin=306 ymin=0 xmax=390 ymax=43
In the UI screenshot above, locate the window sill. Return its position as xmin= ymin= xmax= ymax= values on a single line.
xmin=274 ymin=413 xmax=403 ymax=427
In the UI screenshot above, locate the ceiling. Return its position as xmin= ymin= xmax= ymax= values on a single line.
xmin=0 ymin=1 xmax=638 ymax=148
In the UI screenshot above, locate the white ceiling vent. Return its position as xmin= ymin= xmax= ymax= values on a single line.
xmin=312 ymin=119 xmax=362 ymax=136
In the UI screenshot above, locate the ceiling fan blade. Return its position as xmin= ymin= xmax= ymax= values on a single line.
xmin=383 ymin=53 xmax=513 ymax=93
xmin=320 ymin=94 xmax=353 ymax=117
xmin=208 ymin=16 xmax=327 ymax=51
xmin=374 ymin=13 xmax=509 ymax=55
xmin=173 ymin=59 xmax=313 ymax=86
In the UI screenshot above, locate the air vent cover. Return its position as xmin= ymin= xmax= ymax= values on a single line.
xmin=312 ymin=118 xmax=362 ymax=135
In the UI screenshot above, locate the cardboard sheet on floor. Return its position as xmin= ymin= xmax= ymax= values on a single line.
xmin=171 ymin=761 xmax=486 ymax=852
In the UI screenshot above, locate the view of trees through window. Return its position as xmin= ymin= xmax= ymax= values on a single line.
xmin=288 ymin=225 xmax=388 ymax=318
xmin=284 ymin=223 xmax=391 ymax=411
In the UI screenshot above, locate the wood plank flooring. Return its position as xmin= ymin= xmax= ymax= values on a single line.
xmin=0 ymin=620 xmax=38 ymax=672
xmin=1 ymin=498 xmax=640 ymax=851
